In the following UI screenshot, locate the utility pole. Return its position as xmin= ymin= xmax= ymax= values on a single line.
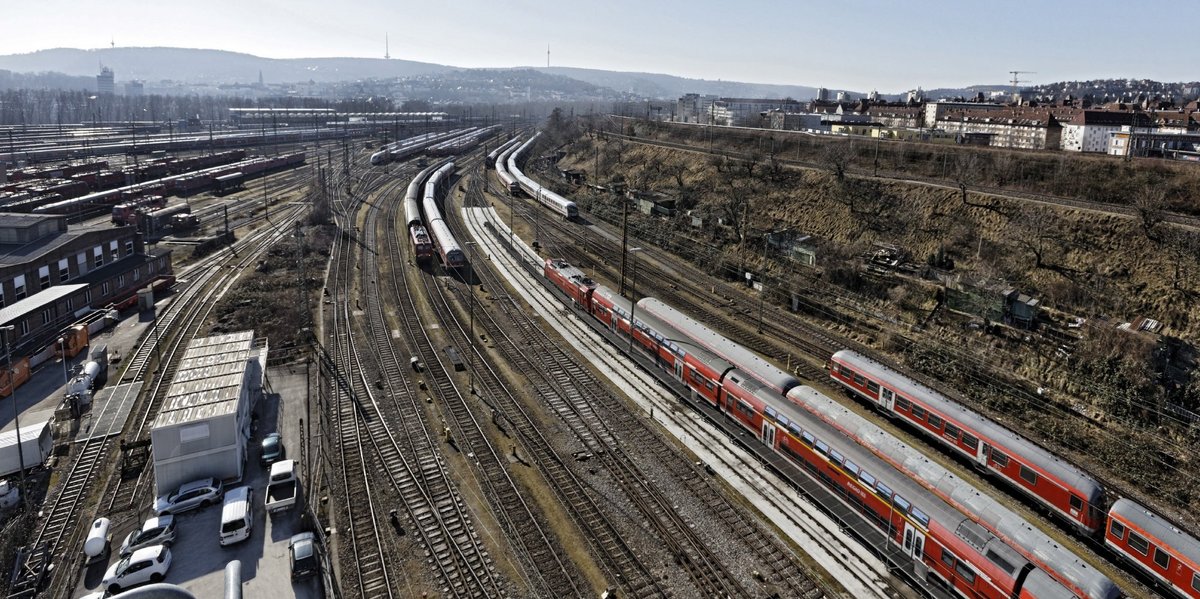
xmin=758 ymin=234 xmax=769 ymax=333
xmin=466 ymin=241 xmax=477 ymax=395
xmin=618 ymin=192 xmax=629 ymax=295
xmin=627 ymin=248 xmax=643 ymax=355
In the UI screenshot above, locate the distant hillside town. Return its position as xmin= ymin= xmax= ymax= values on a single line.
xmin=638 ymin=87 xmax=1200 ymax=159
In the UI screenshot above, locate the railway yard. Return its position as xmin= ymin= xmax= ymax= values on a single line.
xmin=1 ymin=116 xmax=1198 ymax=599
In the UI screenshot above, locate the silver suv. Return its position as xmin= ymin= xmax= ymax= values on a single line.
xmin=153 ymin=478 xmax=223 ymax=516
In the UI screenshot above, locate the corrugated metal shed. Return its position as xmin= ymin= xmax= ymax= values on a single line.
xmin=151 ymin=330 xmax=259 ymax=495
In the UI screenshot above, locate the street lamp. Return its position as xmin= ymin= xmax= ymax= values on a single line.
xmin=1 ymin=325 xmax=29 ymax=511
xmin=627 ymin=247 xmax=643 ymax=355
xmin=58 ymin=337 xmax=69 ymax=387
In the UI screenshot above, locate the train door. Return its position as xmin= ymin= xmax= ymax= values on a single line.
xmin=674 ymin=360 xmax=684 ymax=382
xmin=880 ymin=387 xmax=895 ymax=411
xmin=902 ymin=522 xmax=926 ymax=563
xmin=762 ymin=422 xmax=776 ymax=448
xmin=977 ymin=443 xmax=991 ymax=468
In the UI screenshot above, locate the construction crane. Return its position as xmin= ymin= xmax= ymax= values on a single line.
xmin=1009 ymin=70 xmax=1036 ymax=103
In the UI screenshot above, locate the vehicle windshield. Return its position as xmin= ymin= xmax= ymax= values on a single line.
xmin=294 ymin=540 xmax=313 ymax=559
xmin=263 ymin=438 xmax=279 ymax=453
xmin=114 ymin=556 xmax=131 ymax=576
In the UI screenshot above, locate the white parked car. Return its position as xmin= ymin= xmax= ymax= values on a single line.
xmin=101 ymin=544 xmax=172 ymax=594
xmin=119 ymin=515 xmax=176 ymax=556
xmin=152 ymin=478 xmax=223 ymax=516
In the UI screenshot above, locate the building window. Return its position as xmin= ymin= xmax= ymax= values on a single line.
xmin=118 ymin=274 xmax=125 ymax=288
xmin=19 ymin=321 xmax=28 ymax=336
xmin=109 ymin=240 xmax=119 ymax=262
xmin=59 ymin=258 xmax=70 ymax=282
xmin=84 ymin=289 xmax=91 ymax=304
xmin=102 ymin=281 xmax=110 ymax=295
xmin=78 ymin=252 xmax=88 ymax=274
xmin=0 ymin=287 xmax=4 ymax=308
xmin=38 ymin=266 xmax=51 ymax=290
xmin=13 ymin=275 xmax=26 ymax=300
xmin=41 ymin=308 xmax=52 ymax=325
xmin=1128 ymin=532 xmax=1150 ymax=556
xmin=133 ymin=268 xmax=141 ymax=281
xmin=94 ymin=247 xmax=104 ymax=268
xmin=125 ymin=239 xmax=135 ymax=256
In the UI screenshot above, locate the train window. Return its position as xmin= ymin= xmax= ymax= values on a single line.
xmin=737 ymin=401 xmax=755 ymax=418
xmin=1153 ymin=546 xmax=1171 ymax=569
xmin=852 ymin=373 xmax=867 ymax=386
xmin=1192 ymin=572 xmax=1200 ymax=593
xmin=858 ymin=470 xmax=876 ymax=488
xmin=843 ymin=460 xmax=859 ymax=476
xmin=1128 ymin=531 xmax=1150 ymax=556
xmin=1109 ymin=519 xmax=1126 ymax=540
xmin=991 ymin=450 xmax=1009 ymax=468
xmin=893 ymin=495 xmax=911 ymax=513
xmin=985 ymin=549 xmax=1016 ymax=575
xmin=1069 ymin=495 xmax=1084 ymax=512
xmin=866 ymin=381 xmax=880 ymax=394
xmin=911 ymin=405 xmax=927 ymax=420
xmin=955 ymin=562 xmax=977 ymax=584
xmin=765 ymin=406 xmax=778 ymax=420
xmin=875 ymin=481 xmax=893 ymax=498
xmin=839 ymin=365 xmax=854 ymax=378
xmin=814 ymin=440 xmax=829 ymax=456
xmin=895 ymin=397 xmax=912 ymax=412
xmin=882 ymin=388 xmax=894 ymax=401
xmin=927 ymin=414 xmax=944 ymax=430
xmin=944 ymin=423 xmax=961 ymax=440
xmin=910 ymin=507 xmax=930 ymax=528
xmin=788 ymin=423 xmax=803 ymax=436
xmin=941 ymin=550 xmax=957 ymax=569
xmin=1019 ymin=465 xmax=1039 ymax=486
xmin=829 ymin=450 xmax=844 ymax=464
xmin=778 ymin=416 xmax=790 ymax=428
xmin=801 ymin=432 xmax=815 ymax=447
xmin=961 ymin=433 xmax=979 ymax=451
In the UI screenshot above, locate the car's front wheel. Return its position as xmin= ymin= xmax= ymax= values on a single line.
xmin=150 ymin=573 xmax=164 ymax=583
xmin=108 ymin=584 xmax=122 ymax=594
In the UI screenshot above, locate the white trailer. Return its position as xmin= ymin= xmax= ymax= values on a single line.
xmin=0 ymin=421 xmax=52 ymax=477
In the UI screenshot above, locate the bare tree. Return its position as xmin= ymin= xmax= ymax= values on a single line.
xmin=1133 ymin=184 xmax=1169 ymax=243
xmin=821 ymin=142 xmax=854 ymax=182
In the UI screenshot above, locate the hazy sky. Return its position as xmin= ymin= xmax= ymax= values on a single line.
xmin=3 ymin=0 xmax=1193 ymax=91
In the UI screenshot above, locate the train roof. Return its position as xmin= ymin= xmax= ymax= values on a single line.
xmin=405 ymin=160 xmax=448 ymax=228
xmin=426 ymin=218 xmax=461 ymax=256
xmin=769 ymin=386 xmax=1054 ymax=590
xmin=787 ymin=385 xmax=1120 ymax=599
xmin=832 ymin=350 xmax=1104 ymax=502
xmin=637 ymin=297 xmax=799 ymax=394
xmin=1110 ymin=498 xmax=1200 ymax=569
xmin=545 ymin=259 xmax=597 ymax=290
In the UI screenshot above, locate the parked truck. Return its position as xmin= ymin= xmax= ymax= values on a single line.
xmin=0 ymin=421 xmax=52 ymax=478
xmin=265 ymin=459 xmax=299 ymax=514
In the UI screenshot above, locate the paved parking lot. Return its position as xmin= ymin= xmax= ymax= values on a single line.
xmin=75 ymin=365 xmax=323 ymax=598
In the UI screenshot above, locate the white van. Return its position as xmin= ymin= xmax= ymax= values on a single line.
xmin=219 ymin=486 xmax=253 ymax=546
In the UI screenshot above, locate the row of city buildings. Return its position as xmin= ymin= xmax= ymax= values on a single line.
xmin=671 ymin=94 xmax=1200 ymax=158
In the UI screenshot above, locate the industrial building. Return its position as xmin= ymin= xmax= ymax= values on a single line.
xmin=150 ymin=330 xmax=267 ymax=496
xmin=0 ymin=213 xmax=173 ymax=357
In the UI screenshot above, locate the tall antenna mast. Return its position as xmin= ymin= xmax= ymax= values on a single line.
xmin=385 ymin=33 xmax=390 ymax=60
xmin=546 ymin=44 xmax=550 ymax=68
xmin=1008 ymin=70 xmax=1036 ymax=103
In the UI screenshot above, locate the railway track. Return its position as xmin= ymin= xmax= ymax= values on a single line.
xmin=7 ymin=204 xmax=309 ymax=599
xmin=375 ymin=164 xmax=589 ymax=597
xmin=322 ymin=161 xmax=508 ymax=598
xmin=457 ymin=170 xmax=830 ymax=597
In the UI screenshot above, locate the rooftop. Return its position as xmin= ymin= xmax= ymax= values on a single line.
xmin=152 ymin=331 xmax=255 ymax=429
xmin=0 ymin=283 xmax=88 ymax=327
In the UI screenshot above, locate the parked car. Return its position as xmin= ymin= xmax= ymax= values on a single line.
xmin=260 ymin=432 xmax=285 ymax=467
xmin=266 ymin=460 xmax=300 ymax=514
xmin=289 ymin=532 xmax=319 ymax=581
xmin=119 ymin=515 xmax=176 ymax=556
xmin=101 ymin=544 xmax=172 ymax=594
xmin=152 ymin=478 xmax=223 ymax=516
